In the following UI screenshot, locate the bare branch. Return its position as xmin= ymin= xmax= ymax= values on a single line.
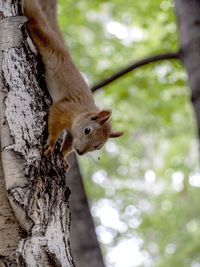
xmin=91 ymin=51 xmax=180 ymax=92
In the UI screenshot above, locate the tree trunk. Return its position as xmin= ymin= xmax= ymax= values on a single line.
xmin=0 ymin=1 xmax=74 ymax=266
xmin=0 ymin=140 xmax=22 ymax=265
xmin=174 ymin=0 xmax=200 ymax=138
xmin=67 ymin=153 xmax=105 ymax=267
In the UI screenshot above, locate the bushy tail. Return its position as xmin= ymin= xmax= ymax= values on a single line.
xmin=24 ymin=0 xmax=60 ymax=32
xmin=23 ymin=0 xmax=51 ymax=45
xmin=23 ymin=0 xmax=66 ymax=59
xmin=39 ymin=0 xmax=59 ymax=32
xmin=23 ymin=0 xmax=41 ymax=23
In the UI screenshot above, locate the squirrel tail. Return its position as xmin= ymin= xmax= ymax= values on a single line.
xmin=23 ymin=0 xmax=41 ymax=22
xmin=23 ymin=0 xmax=66 ymax=57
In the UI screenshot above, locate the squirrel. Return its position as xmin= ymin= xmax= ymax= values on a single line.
xmin=23 ymin=0 xmax=123 ymax=170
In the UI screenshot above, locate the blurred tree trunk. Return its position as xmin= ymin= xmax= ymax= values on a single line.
xmin=175 ymin=0 xmax=200 ymax=138
xmin=67 ymin=153 xmax=105 ymax=267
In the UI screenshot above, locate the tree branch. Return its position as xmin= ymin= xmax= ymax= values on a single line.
xmin=91 ymin=51 xmax=180 ymax=92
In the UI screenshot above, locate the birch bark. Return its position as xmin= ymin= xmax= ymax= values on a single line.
xmin=0 ymin=0 xmax=74 ymax=266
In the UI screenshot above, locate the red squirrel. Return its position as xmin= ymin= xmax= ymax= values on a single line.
xmin=23 ymin=0 xmax=123 ymax=170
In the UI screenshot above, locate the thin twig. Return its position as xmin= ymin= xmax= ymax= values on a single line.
xmin=91 ymin=51 xmax=180 ymax=92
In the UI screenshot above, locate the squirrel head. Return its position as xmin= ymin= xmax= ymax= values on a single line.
xmin=71 ymin=110 xmax=123 ymax=155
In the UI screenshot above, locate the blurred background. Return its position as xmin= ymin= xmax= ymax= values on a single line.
xmin=58 ymin=0 xmax=200 ymax=266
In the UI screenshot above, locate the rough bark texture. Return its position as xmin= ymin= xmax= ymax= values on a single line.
xmin=0 ymin=140 xmax=22 ymax=266
xmin=67 ymin=153 xmax=105 ymax=267
xmin=174 ymin=0 xmax=200 ymax=137
xmin=0 ymin=0 xmax=74 ymax=266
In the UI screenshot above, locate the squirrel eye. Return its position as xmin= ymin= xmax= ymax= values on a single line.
xmin=84 ymin=127 xmax=91 ymax=135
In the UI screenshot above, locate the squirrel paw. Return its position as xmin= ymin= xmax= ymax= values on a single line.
xmin=44 ymin=143 xmax=54 ymax=157
xmin=64 ymin=160 xmax=71 ymax=172
xmin=44 ymin=135 xmax=56 ymax=157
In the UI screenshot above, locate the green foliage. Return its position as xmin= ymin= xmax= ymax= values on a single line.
xmin=58 ymin=0 xmax=199 ymax=266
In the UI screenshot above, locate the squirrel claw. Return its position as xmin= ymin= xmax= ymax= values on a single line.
xmin=43 ymin=143 xmax=49 ymax=150
xmin=64 ymin=160 xmax=70 ymax=172
xmin=44 ymin=145 xmax=54 ymax=157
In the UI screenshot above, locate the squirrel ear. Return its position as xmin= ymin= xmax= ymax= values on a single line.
xmin=91 ymin=110 xmax=112 ymax=123
xmin=110 ymin=131 xmax=124 ymax=138
xmin=98 ymin=110 xmax=112 ymax=123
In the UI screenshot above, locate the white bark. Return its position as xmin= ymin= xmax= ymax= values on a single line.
xmin=0 ymin=141 xmax=21 ymax=266
xmin=0 ymin=1 xmax=74 ymax=266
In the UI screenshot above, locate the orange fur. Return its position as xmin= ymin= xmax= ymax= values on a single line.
xmin=23 ymin=0 xmax=123 ymax=170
